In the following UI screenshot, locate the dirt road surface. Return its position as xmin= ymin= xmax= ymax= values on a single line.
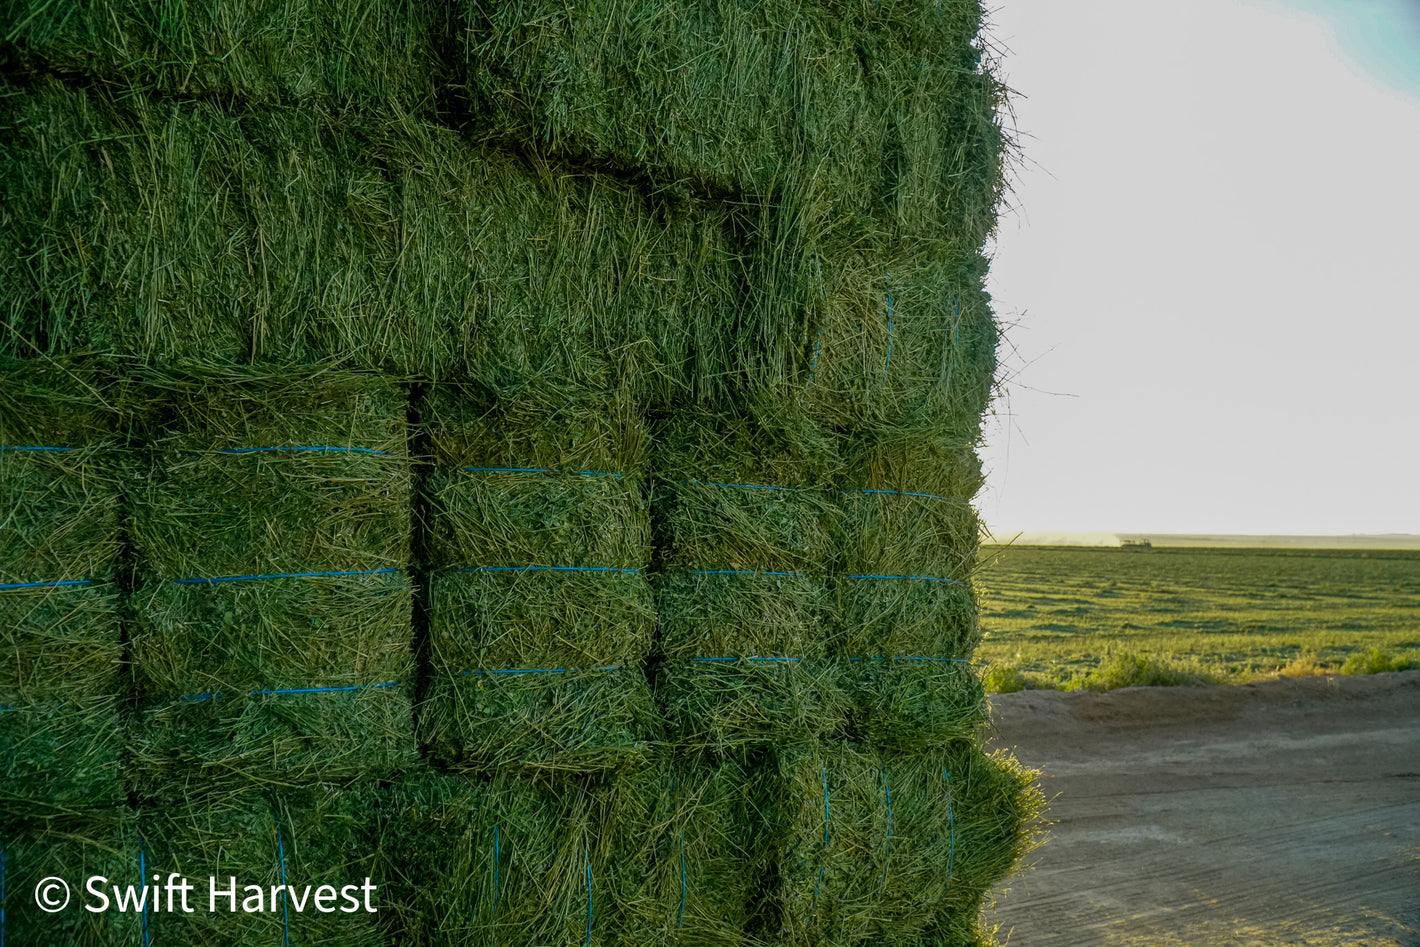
xmin=985 ymin=670 xmax=1420 ymax=946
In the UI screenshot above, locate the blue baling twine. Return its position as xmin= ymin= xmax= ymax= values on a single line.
xmin=262 ymin=682 xmax=398 ymax=696
xmin=944 ymin=770 xmax=955 ymax=897
xmin=883 ymin=275 xmax=894 ymax=381
xmin=139 ymin=836 xmax=150 ymax=947
xmin=682 ymin=479 xmax=964 ymax=504
xmin=173 ymin=568 xmax=398 ymax=585
xmin=0 ymin=446 xmax=72 ymax=452
xmin=447 ymin=565 xmax=639 ymax=576
xmin=855 ymin=488 xmax=959 ymax=502
xmin=206 ymin=446 xmax=390 ymax=456
xmin=0 ymin=579 xmax=92 ymax=591
xmin=584 ymin=847 xmax=594 ymax=947
xmin=176 ymin=681 xmax=401 ymax=704
xmin=881 ymin=770 xmax=893 ymax=891
xmin=492 ymin=825 xmax=501 ymax=919
xmin=675 ymin=834 xmax=687 ymax=931
xmin=277 ymin=822 xmax=291 ymax=947
xmin=465 ymin=465 xmax=622 ymax=478
xmin=810 ymin=767 xmax=829 ymax=918
xmin=10 ymin=656 xmax=971 ymax=712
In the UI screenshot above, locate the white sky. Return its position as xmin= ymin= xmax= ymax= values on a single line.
xmin=978 ymin=0 xmax=1420 ymax=536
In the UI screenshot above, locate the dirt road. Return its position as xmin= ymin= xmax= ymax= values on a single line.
xmin=985 ymin=670 xmax=1420 ymax=946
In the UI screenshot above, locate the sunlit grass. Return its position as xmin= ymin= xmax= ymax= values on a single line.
xmin=974 ymin=546 xmax=1420 ymax=691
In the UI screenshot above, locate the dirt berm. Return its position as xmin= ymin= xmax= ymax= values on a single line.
xmin=986 ymin=670 xmax=1420 ymax=946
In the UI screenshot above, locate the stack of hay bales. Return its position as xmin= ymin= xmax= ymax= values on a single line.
xmin=0 ymin=361 xmax=127 ymax=818
xmin=125 ymin=368 xmax=416 ymax=792
xmin=406 ymin=379 xmax=659 ymax=945
xmin=419 ymin=382 xmax=656 ymax=774
xmin=122 ymin=367 xmax=415 ymax=939
xmin=652 ymin=406 xmax=847 ymax=752
xmin=1 ymin=0 xmax=1041 ymax=943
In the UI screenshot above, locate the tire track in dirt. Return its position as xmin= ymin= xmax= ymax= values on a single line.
xmin=984 ymin=671 xmax=1420 ymax=947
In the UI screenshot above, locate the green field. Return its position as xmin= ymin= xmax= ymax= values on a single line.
xmin=975 ymin=545 xmax=1420 ymax=691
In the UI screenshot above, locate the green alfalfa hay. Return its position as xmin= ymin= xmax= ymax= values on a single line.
xmin=651 ymin=406 xmax=849 ymax=749
xmin=128 ymin=366 xmax=411 ymax=578
xmin=828 ymin=437 xmax=991 ymax=749
xmin=0 ymin=81 xmax=733 ymax=394
xmin=127 ymin=366 xmax=415 ymax=792
xmin=615 ymin=749 xmax=781 ymax=946
xmin=778 ymin=740 xmax=1043 ymax=947
xmin=793 ymin=249 xmax=1000 ymax=435
xmin=1 ymin=0 xmax=448 ymax=115
xmin=4 ymin=0 xmax=1008 ymax=240
xmin=0 ymin=586 xmax=124 ymax=821
xmin=421 ymin=383 xmax=658 ymax=774
xmin=382 ymin=771 xmax=638 ymax=947
xmin=383 ymin=125 xmax=736 ymax=401
xmin=0 ymin=83 xmax=998 ymax=431
xmin=139 ymin=785 xmax=391 ymax=946
xmin=0 ymin=358 xmax=129 ymax=582
xmin=0 ymin=83 xmax=440 ymax=370
xmin=458 ymin=0 xmax=1004 ymax=233
xmin=1 ymin=359 xmax=129 ymax=820
xmin=839 ymin=660 xmax=989 ymax=753
xmin=0 ymin=810 xmax=143 ymax=945
xmin=130 ymin=575 xmax=416 ymax=792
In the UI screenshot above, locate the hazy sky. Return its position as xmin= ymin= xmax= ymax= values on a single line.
xmin=978 ymin=0 xmax=1420 ymax=537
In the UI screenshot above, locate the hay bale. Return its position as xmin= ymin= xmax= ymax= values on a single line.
xmin=652 ymin=407 xmax=848 ymax=749
xmin=0 ymin=360 xmax=128 ymax=820
xmin=620 ymin=751 xmax=781 ymax=945
xmin=795 ymin=250 xmax=999 ymax=433
xmin=0 ymin=587 xmax=125 ymax=820
xmin=779 ymin=740 xmax=1041 ymax=946
xmin=458 ymin=0 xmax=1002 ymax=229
xmin=421 ymin=383 xmax=658 ymax=774
xmin=380 ymin=124 xmax=733 ymax=401
xmin=1 ymin=0 xmax=446 ymax=113
xmin=0 ymin=84 xmax=426 ymax=368
xmin=127 ymin=367 xmax=415 ymax=791
xmin=383 ymin=771 xmax=637 ymax=946
xmin=139 ymin=786 xmax=390 ymax=947
xmin=0 ymin=83 xmax=730 ymax=391
xmin=0 ymin=810 xmax=143 ymax=945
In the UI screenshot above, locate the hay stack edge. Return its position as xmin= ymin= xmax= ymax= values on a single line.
xmin=0 ymin=2 xmax=1042 ymax=943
